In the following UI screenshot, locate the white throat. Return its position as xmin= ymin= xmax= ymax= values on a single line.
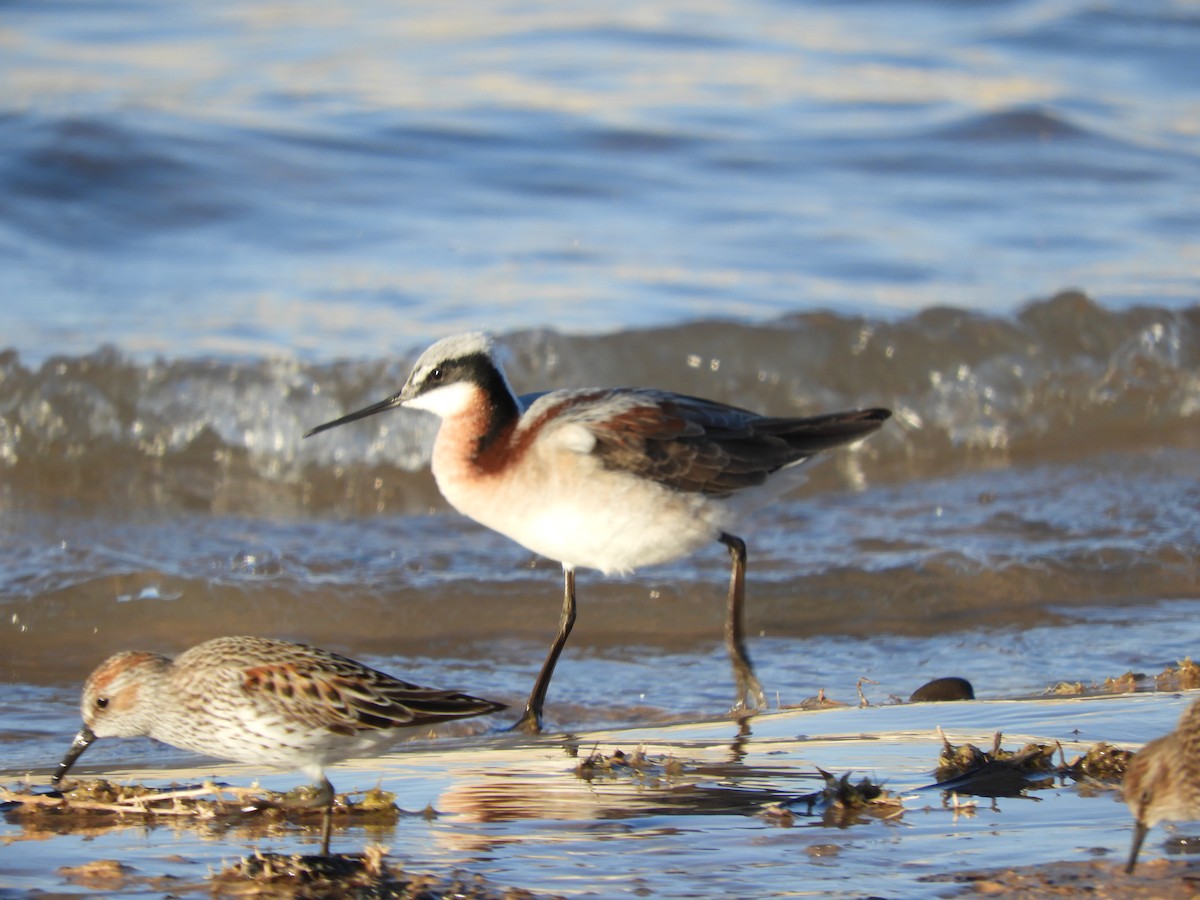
xmin=403 ymin=381 xmax=478 ymax=419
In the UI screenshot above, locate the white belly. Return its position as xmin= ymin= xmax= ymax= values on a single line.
xmin=435 ymin=447 xmax=727 ymax=575
xmin=515 ymin=479 xmax=722 ymax=573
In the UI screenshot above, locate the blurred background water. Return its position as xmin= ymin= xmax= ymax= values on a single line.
xmin=1 ymin=0 xmax=1198 ymax=782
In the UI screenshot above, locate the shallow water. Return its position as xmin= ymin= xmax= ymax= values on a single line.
xmin=4 ymin=694 xmax=1197 ymax=898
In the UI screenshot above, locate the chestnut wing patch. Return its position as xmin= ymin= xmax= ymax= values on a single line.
xmin=241 ymin=657 xmax=504 ymax=736
xmin=557 ymin=390 xmax=888 ymax=497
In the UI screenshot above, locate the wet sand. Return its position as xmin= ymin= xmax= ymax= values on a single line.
xmin=5 ymin=692 xmax=1199 ymax=898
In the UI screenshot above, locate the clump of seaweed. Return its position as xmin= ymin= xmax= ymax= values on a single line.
xmin=1156 ymin=657 xmax=1200 ymax=691
xmin=1103 ymin=671 xmax=1141 ymax=693
xmin=1060 ymin=742 xmax=1133 ymax=785
xmin=930 ymin=730 xmax=1058 ymax=796
xmin=213 ymin=847 xmax=549 ymax=899
xmin=928 ymin=730 xmax=1134 ymax=798
xmin=761 ymin=769 xmax=903 ymax=828
xmin=1 ymin=779 xmax=401 ymax=833
xmin=574 ymin=747 xmax=684 ymax=786
xmin=58 ymin=860 xmax=143 ymax=891
xmin=1045 ymin=656 xmax=1200 ymax=697
xmin=1045 ymin=681 xmax=1085 ymax=696
xmin=780 ymin=688 xmax=850 ymax=711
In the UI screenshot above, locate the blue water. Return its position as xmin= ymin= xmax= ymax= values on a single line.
xmin=2 ymin=0 xmax=1197 ymax=363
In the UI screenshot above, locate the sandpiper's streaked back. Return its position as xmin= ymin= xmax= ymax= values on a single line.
xmin=52 ymin=635 xmax=505 ymax=853
xmin=306 ymin=331 xmax=890 ymax=733
xmin=1123 ymin=696 xmax=1200 ymax=873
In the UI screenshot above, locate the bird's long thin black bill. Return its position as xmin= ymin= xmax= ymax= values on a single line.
xmin=303 ymin=392 xmax=404 ymax=439
xmin=1125 ymin=820 xmax=1149 ymax=874
xmin=53 ymin=725 xmax=96 ymax=786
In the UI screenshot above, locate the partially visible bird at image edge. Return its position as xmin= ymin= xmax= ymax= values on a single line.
xmin=1123 ymin=696 xmax=1200 ymax=874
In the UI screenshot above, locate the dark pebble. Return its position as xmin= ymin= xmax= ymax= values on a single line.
xmin=909 ymin=677 xmax=975 ymax=702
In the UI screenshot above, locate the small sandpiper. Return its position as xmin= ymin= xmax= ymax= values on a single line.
xmin=1123 ymin=695 xmax=1200 ymax=873
xmin=53 ymin=635 xmax=505 ymax=853
xmin=307 ymin=331 xmax=890 ymax=733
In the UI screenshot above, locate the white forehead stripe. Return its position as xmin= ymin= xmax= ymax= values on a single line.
xmin=414 ymin=332 xmax=494 ymax=369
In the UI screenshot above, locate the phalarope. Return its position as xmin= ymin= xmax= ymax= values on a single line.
xmin=307 ymin=332 xmax=890 ymax=733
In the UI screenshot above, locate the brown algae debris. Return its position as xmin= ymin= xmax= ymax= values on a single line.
xmin=1046 ymin=681 xmax=1086 ymax=696
xmin=58 ymin=859 xmax=137 ymax=889
xmin=929 ymin=730 xmax=1132 ymax=797
xmin=1103 ymin=671 xmax=1141 ymax=693
xmin=1046 ymin=657 xmax=1200 ymax=697
xmin=1 ymin=779 xmax=401 ymax=831
xmin=215 ymin=849 xmax=549 ymax=899
xmin=781 ymin=688 xmax=850 ymax=711
xmin=931 ymin=730 xmax=1058 ymax=796
xmin=761 ymin=768 xmax=903 ymax=827
xmin=1155 ymin=657 xmax=1200 ymax=691
xmin=574 ymin=747 xmax=684 ymax=785
xmin=1060 ymin=742 xmax=1133 ymax=784
xmin=56 ymin=860 xmax=189 ymax=894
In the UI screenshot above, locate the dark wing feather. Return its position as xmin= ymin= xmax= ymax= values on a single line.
xmin=239 ymin=646 xmax=505 ymax=736
xmin=560 ymin=389 xmax=889 ymax=497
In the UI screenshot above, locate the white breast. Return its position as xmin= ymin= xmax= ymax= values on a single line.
xmin=435 ymin=430 xmax=725 ymax=574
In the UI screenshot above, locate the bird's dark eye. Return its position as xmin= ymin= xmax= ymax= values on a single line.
xmin=95 ymin=697 xmax=109 ymax=709
xmin=429 ymin=367 xmax=445 ymax=383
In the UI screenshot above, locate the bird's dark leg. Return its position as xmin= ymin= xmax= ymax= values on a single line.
xmin=719 ymin=533 xmax=766 ymax=714
xmin=512 ymin=566 xmax=577 ymax=735
xmin=286 ymin=777 xmax=336 ymax=855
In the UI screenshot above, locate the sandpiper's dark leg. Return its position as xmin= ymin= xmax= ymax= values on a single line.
xmin=719 ymin=533 xmax=766 ymax=714
xmin=512 ymin=566 xmax=577 ymax=735
xmin=315 ymin=777 xmax=336 ymax=856
xmin=287 ymin=777 xmax=336 ymax=855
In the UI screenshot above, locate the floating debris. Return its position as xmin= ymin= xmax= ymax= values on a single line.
xmin=1 ymin=779 xmax=401 ymax=836
xmin=55 ymin=859 xmax=196 ymax=894
xmin=781 ymin=688 xmax=850 ymax=711
xmin=945 ymin=792 xmax=979 ymax=820
xmin=1046 ymin=681 xmax=1086 ymax=696
xmin=1104 ymin=671 xmax=1142 ymax=693
xmin=1156 ymin=657 xmax=1200 ymax=691
xmin=761 ymin=768 xmax=903 ymax=827
xmin=216 ymin=847 xmax=552 ymax=899
xmin=59 ymin=859 xmax=137 ymax=890
xmin=927 ymin=729 xmax=1133 ymax=799
xmin=856 ymin=677 xmax=879 ymax=707
xmin=1045 ymin=658 xmax=1200 ymax=698
xmin=574 ymin=747 xmax=684 ymax=786
xmin=1060 ymin=742 xmax=1133 ymax=784
xmin=929 ymin=730 xmax=1058 ymax=797
xmin=13 ymin=796 xmax=553 ymax=897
